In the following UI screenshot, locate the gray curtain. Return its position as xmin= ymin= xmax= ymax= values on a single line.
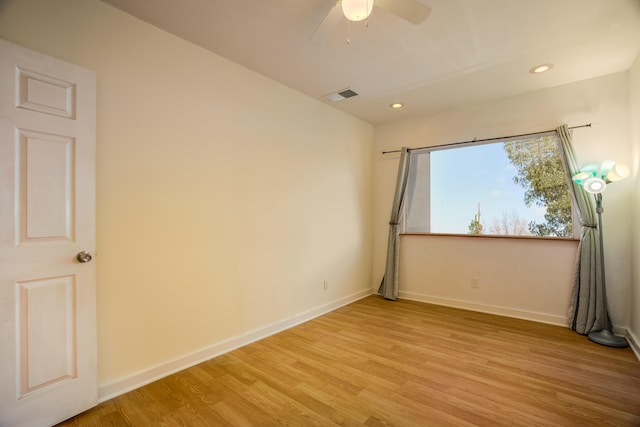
xmin=556 ymin=124 xmax=611 ymax=334
xmin=378 ymin=147 xmax=411 ymax=300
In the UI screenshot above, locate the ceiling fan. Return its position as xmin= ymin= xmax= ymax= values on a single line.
xmin=310 ymin=0 xmax=431 ymax=43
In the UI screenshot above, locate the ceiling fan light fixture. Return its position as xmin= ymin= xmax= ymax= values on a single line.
xmin=341 ymin=0 xmax=374 ymax=22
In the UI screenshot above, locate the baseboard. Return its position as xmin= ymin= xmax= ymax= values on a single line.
xmin=398 ymin=291 xmax=567 ymax=326
xmin=98 ymin=288 xmax=373 ymax=403
xmin=627 ymin=329 xmax=640 ymax=361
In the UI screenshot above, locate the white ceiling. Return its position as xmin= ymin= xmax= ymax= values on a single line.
xmin=101 ymin=0 xmax=640 ymax=125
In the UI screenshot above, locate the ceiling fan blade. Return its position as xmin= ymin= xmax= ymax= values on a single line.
xmin=375 ymin=0 xmax=431 ymax=25
xmin=309 ymin=0 xmax=344 ymax=43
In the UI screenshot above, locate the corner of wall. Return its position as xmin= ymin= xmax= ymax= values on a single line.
xmin=629 ymin=51 xmax=640 ymax=346
xmin=627 ymin=329 xmax=640 ymax=361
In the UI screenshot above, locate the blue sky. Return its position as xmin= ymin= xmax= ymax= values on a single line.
xmin=430 ymin=142 xmax=547 ymax=234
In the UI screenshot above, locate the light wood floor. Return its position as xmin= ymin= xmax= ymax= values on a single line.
xmin=59 ymin=296 xmax=640 ymax=426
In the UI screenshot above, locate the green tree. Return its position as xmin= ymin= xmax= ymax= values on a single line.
xmin=468 ymin=217 xmax=483 ymax=234
xmin=468 ymin=203 xmax=483 ymax=234
xmin=503 ymin=136 xmax=572 ymax=237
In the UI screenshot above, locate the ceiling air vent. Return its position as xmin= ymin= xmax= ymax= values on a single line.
xmin=323 ymin=88 xmax=358 ymax=102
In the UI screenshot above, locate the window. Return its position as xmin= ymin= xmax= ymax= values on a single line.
xmin=403 ymin=133 xmax=574 ymax=237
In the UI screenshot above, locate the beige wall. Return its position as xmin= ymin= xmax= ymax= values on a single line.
xmin=399 ymin=235 xmax=578 ymax=325
xmin=630 ymin=52 xmax=640 ymax=352
xmin=374 ymin=72 xmax=633 ymax=330
xmin=0 ymin=0 xmax=374 ymax=392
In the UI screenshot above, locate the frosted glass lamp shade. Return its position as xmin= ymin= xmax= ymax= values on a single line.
xmin=342 ymin=0 xmax=374 ymax=21
xmin=572 ymin=171 xmax=593 ymax=185
xmin=572 ymin=160 xmax=629 ymax=193
xmin=605 ymin=162 xmax=630 ymax=182
xmin=583 ymin=177 xmax=607 ymax=194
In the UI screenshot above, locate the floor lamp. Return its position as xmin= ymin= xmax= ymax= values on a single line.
xmin=572 ymin=160 xmax=629 ymax=348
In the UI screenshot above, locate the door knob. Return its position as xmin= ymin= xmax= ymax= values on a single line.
xmin=76 ymin=251 xmax=93 ymax=263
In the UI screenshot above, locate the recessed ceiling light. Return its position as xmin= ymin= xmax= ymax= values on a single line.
xmin=530 ymin=64 xmax=553 ymax=74
xmin=390 ymin=102 xmax=404 ymax=109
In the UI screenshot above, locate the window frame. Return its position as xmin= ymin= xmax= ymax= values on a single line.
xmin=400 ymin=132 xmax=579 ymax=239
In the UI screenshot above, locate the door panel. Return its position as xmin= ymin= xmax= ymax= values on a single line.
xmin=18 ymin=129 xmax=75 ymax=242
xmin=18 ymin=275 xmax=77 ymax=398
xmin=0 ymin=39 xmax=97 ymax=427
xmin=16 ymin=67 xmax=76 ymax=119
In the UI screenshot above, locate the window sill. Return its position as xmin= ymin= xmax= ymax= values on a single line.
xmin=400 ymin=233 xmax=579 ymax=242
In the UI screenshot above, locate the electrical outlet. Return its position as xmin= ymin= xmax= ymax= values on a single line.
xmin=471 ymin=277 xmax=479 ymax=288
xmin=323 ymin=280 xmax=329 ymax=291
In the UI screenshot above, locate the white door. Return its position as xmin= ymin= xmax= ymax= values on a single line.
xmin=0 ymin=39 xmax=97 ymax=427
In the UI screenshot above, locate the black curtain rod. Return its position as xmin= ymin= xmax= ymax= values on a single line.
xmin=381 ymin=123 xmax=592 ymax=155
